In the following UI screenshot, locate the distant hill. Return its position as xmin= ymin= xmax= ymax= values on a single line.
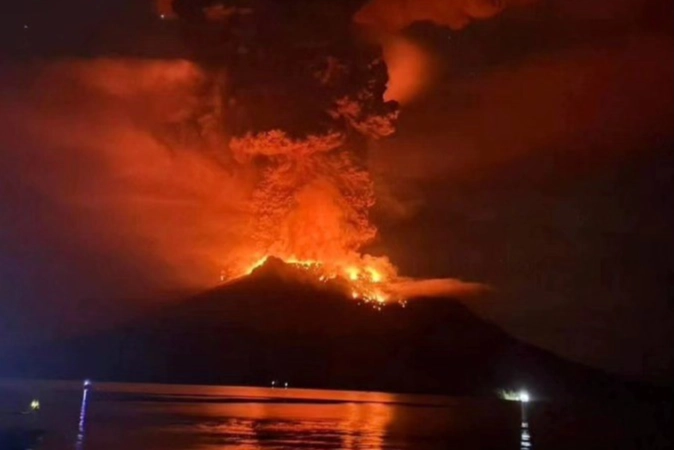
xmin=4 ymin=258 xmax=660 ymax=400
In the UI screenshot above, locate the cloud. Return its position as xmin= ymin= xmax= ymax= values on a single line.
xmin=354 ymin=0 xmax=530 ymax=33
xmin=362 ymin=0 xmax=671 ymax=381
xmin=379 ymin=35 xmax=439 ymax=104
xmin=391 ymin=277 xmax=491 ymax=298
xmin=372 ymin=33 xmax=671 ymax=183
xmin=0 ymin=59 xmax=249 ymax=291
xmin=353 ymin=0 xmax=531 ymax=107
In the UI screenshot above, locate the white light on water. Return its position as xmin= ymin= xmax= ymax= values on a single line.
xmin=76 ymin=379 xmax=92 ymax=450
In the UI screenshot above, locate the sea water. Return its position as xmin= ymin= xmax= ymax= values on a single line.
xmin=0 ymin=380 xmax=668 ymax=450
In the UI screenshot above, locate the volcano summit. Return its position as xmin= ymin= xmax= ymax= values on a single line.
xmin=5 ymin=258 xmax=650 ymax=400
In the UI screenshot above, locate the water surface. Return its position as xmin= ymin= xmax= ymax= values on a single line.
xmin=0 ymin=380 xmax=668 ymax=449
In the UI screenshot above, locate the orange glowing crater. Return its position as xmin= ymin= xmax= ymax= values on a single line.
xmin=225 ymin=254 xmax=397 ymax=306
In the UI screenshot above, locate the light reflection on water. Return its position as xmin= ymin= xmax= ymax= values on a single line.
xmin=1 ymin=380 xmax=667 ymax=450
xmin=174 ymin=398 xmax=394 ymax=450
xmin=75 ymin=380 xmax=91 ymax=450
xmin=1 ymin=381 xmax=518 ymax=450
xmin=520 ymin=404 xmax=532 ymax=450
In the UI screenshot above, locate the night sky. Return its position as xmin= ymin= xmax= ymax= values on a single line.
xmin=0 ymin=0 xmax=672 ymax=383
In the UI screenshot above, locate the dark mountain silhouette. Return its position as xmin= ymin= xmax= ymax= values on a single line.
xmin=4 ymin=258 xmax=661 ymax=399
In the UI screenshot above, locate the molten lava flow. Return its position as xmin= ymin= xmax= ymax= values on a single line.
xmin=236 ymin=254 xmax=396 ymax=305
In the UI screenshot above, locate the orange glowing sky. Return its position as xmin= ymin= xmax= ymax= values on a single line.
xmin=0 ymin=0 xmax=670 ymax=381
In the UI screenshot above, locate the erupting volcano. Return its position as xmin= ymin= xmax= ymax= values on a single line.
xmin=160 ymin=2 xmax=414 ymax=302
xmin=4 ymin=0 xmax=669 ymax=412
xmin=237 ymin=255 xmax=396 ymax=305
xmin=224 ymin=127 xmax=400 ymax=304
xmin=130 ymin=0 xmax=491 ymax=301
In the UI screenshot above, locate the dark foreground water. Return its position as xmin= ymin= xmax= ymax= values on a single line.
xmin=0 ymin=380 xmax=670 ymax=450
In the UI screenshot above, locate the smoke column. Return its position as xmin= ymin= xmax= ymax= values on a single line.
xmin=2 ymin=0 xmax=530 ymax=301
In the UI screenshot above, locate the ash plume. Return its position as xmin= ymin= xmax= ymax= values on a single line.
xmin=352 ymin=0 xmax=532 ymax=104
xmin=0 ymin=59 xmax=248 ymax=288
xmin=1 ymin=0 xmax=525 ymax=303
xmin=0 ymin=56 xmax=401 ymax=292
xmin=354 ymin=0 xmax=531 ymax=32
xmin=230 ymin=131 xmax=378 ymax=263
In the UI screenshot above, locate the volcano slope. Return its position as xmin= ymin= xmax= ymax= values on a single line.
xmin=5 ymin=259 xmax=661 ymax=400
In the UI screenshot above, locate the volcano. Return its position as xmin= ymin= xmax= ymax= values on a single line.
xmin=4 ymin=259 xmax=653 ymax=399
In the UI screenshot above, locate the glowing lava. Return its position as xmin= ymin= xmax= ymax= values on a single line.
xmin=231 ymin=254 xmax=395 ymax=305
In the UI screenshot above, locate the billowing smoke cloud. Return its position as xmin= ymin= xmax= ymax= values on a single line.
xmin=0 ymin=56 xmax=486 ymax=304
xmin=3 ymin=0 xmax=530 ymax=307
xmin=354 ymin=0 xmax=529 ymax=104
xmin=230 ymin=131 xmax=377 ymax=265
xmin=370 ymin=33 xmax=672 ymax=182
xmin=355 ymin=0 xmax=672 ymax=380
xmin=380 ymin=35 xmax=438 ymax=104
xmin=0 ymin=59 xmax=249 ymax=289
xmin=0 ymin=57 xmax=398 ymax=294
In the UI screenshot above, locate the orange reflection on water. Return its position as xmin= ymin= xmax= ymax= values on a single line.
xmin=104 ymin=384 xmax=399 ymax=449
xmin=342 ymin=401 xmax=392 ymax=449
xmin=188 ymin=389 xmax=395 ymax=449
